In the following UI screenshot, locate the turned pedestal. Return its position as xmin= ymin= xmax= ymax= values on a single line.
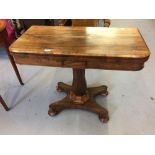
xmin=48 ymin=69 xmax=109 ymax=123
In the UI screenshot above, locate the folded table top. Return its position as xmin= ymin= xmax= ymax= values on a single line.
xmin=9 ymin=26 xmax=150 ymax=71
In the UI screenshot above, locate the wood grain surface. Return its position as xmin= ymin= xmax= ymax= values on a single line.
xmin=9 ymin=26 xmax=150 ymax=70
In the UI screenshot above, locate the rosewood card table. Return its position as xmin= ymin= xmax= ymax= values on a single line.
xmin=9 ymin=26 xmax=150 ymax=123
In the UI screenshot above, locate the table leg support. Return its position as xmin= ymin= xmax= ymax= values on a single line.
xmin=0 ymin=95 xmax=9 ymax=111
xmin=4 ymin=39 xmax=24 ymax=85
xmin=48 ymin=69 xmax=109 ymax=123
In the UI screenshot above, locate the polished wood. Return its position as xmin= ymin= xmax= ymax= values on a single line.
xmin=10 ymin=26 xmax=150 ymax=71
xmin=9 ymin=26 xmax=150 ymax=122
xmin=0 ymin=20 xmax=24 ymax=85
xmin=0 ymin=95 xmax=9 ymax=111
xmin=49 ymin=69 xmax=109 ymax=122
xmin=72 ymin=69 xmax=87 ymax=96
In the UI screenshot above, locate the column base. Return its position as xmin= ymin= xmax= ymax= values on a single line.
xmin=48 ymin=82 xmax=109 ymax=123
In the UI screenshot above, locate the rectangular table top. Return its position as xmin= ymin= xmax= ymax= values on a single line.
xmin=9 ymin=26 xmax=150 ymax=71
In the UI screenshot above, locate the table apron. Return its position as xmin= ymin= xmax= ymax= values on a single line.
xmin=11 ymin=53 xmax=149 ymax=71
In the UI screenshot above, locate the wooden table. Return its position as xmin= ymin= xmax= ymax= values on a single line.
xmin=9 ymin=26 xmax=150 ymax=123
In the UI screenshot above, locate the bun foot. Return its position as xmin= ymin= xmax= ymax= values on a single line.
xmin=56 ymin=85 xmax=63 ymax=92
xmin=48 ymin=108 xmax=59 ymax=116
xmin=100 ymin=91 xmax=109 ymax=96
xmin=99 ymin=113 xmax=109 ymax=123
